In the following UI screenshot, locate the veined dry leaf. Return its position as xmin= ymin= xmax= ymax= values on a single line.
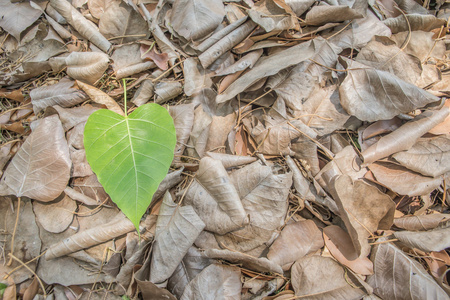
xmin=267 ymin=220 xmax=324 ymax=271
xmin=305 ymin=5 xmax=363 ymax=26
xmin=65 ymin=52 xmax=109 ymax=84
xmin=205 ymin=249 xmax=283 ymax=274
xmin=132 ymin=79 xmax=154 ymax=106
xmin=169 ymin=104 xmax=195 ymax=162
xmin=140 ymin=44 xmax=169 ymax=70
xmin=99 ymin=0 xmax=148 ymax=44
xmin=384 ymin=14 xmax=446 ymax=34
xmin=205 ymin=113 xmax=236 ymax=153
xmin=248 ymin=0 xmax=299 ymax=32
xmin=367 ymin=240 xmax=449 ymax=299
xmin=88 ymin=0 xmax=114 ymax=19
xmin=1 ymin=116 xmax=71 ymax=202
xmin=184 ymin=58 xmax=213 ymax=97
xmin=394 ymin=213 xmax=450 ymax=231
xmin=53 ymin=104 xmax=99 ymax=131
xmin=215 ymin=161 xmax=292 ymax=254
xmin=362 ymin=118 xmax=402 ymax=141
xmin=186 ymin=106 xmax=212 ymax=158
xmin=392 ymin=135 xmax=450 ymax=177
xmin=170 ymin=0 xmax=225 ymax=41
xmin=30 ymin=78 xmax=87 ymax=114
xmin=49 ymin=0 xmax=111 ymax=52
xmin=285 ymin=0 xmax=315 ymax=16
xmin=362 ymin=106 xmax=450 ymax=165
xmin=429 ymin=99 xmax=450 ymax=135
xmin=33 ymin=194 xmax=76 ymax=233
xmin=339 ymin=60 xmax=440 ymax=122
xmin=205 ymin=152 xmax=256 ymax=169
xmin=76 ymin=81 xmax=124 ymax=115
xmin=155 ymin=81 xmax=183 ymax=104
xmin=390 ymin=31 xmax=446 ymax=62
xmin=214 ymin=50 xmax=263 ymax=77
xmin=180 ymin=264 xmax=241 ymax=300
xmin=184 ymin=157 xmax=248 ymax=234
xmin=45 ymin=212 xmax=135 ymax=260
xmin=333 ymin=175 xmax=396 ymax=257
xmin=0 ymin=1 xmax=42 ymax=41
xmin=292 ymin=256 xmax=366 ymax=299
xmin=394 ymin=224 xmax=450 ymax=252
xmin=167 ymin=247 xmax=215 ymax=299
xmin=323 ymin=225 xmax=374 ymax=276
xmin=368 ymin=162 xmax=444 ymax=196
xmin=150 ymin=193 xmax=205 ymax=284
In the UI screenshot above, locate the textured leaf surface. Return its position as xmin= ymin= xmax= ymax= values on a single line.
xmin=84 ymin=103 xmax=176 ymax=229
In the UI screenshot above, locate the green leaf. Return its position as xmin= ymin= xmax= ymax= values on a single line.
xmin=84 ymin=103 xmax=176 ymax=230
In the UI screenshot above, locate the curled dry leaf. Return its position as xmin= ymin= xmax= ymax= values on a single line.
xmin=305 ymin=5 xmax=363 ymax=26
xmin=1 ymin=115 xmax=71 ymax=202
xmin=140 ymin=44 xmax=169 ymax=70
xmin=33 ymin=194 xmax=77 ymax=233
xmin=333 ymin=175 xmax=395 ymax=257
xmin=205 ymin=152 xmax=256 ymax=169
xmin=65 ymin=51 xmax=109 ymax=85
xmin=267 ymin=220 xmax=324 ymax=271
xmin=150 ymin=193 xmax=205 ymax=284
xmin=186 ymin=105 xmax=212 ymax=158
xmin=170 ymin=0 xmax=225 ymax=41
xmin=169 ymin=103 xmax=195 ymax=162
xmin=184 ymin=58 xmax=213 ymax=96
xmin=292 ymin=256 xmax=366 ymax=299
xmin=76 ymin=80 xmax=124 ymax=115
xmin=429 ymin=99 xmax=450 ymax=135
xmin=394 ymin=224 xmax=450 ymax=252
xmin=155 ymin=81 xmax=183 ymax=104
xmin=30 ymin=78 xmax=87 ymax=114
xmin=45 ymin=213 xmax=135 ymax=260
xmin=180 ymin=264 xmax=242 ymax=300
xmin=132 ymin=79 xmax=154 ymax=106
xmin=368 ymin=162 xmax=444 ymax=196
xmin=392 ymin=135 xmax=450 ymax=177
xmin=49 ymin=0 xmax=111 ymax=52
xmin=362 ymin=106 xmax=450 ymax=165
xmin=205 ymin=113 xmax=236 ymax=153
xmin=394 ymin=213 xmax=450 ymax=231
xmin=248 ymin=0 xmax=299 ymax=32
xmin=367 ymin=240 xmax=449 ymax=299
xmin=184 ymin=157 xmax=248 ymax=234
xmin=323 ymin=225 xmax=374 ymax=276
xmin=383 ymin=14 xmax=446 ymax=34
xmin=204 ymin=248 xmax=283 ymax=274
xmin=339 ymin=60 xmax=440 ymax=122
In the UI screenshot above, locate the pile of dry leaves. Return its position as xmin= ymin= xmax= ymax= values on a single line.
xmin=0 ymin=0 xmax=450 ymax=299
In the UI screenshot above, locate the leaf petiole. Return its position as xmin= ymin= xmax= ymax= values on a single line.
xmin=122 ymin=78 xmax=128 ymax=116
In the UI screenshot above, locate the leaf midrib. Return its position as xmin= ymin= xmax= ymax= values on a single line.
xmin=125 ymin=116 xmax=139 ymax=219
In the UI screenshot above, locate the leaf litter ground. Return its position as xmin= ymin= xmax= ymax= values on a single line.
xmin=0 ymin=0 xmax=450 ymax=299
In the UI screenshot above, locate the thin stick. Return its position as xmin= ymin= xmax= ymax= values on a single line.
xmin=7 ymin=197 xmax=20 ymax=266
xmin=152 ymin=60 xmax=184 ymax=83
xmin=8 ymin=253 xmax=47 ymax=297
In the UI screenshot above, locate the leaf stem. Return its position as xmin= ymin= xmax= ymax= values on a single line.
xmin=122 ymin=78 xmax=128 ymax=116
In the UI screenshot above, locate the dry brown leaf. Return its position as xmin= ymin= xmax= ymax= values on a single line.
xmin=76 ymin=80 xmax=124 ymax=115
xmin=367 ymin=239 xmax=448 ymax=299
xmin=23 ymin=277 xmax=39 ymax=300
xmin=394 ymin=223 xmax=450 ymax=252
xmin=0 ymin=1 xmax=42 ymax=41
xmin=53 ymin=104 xmax=99 ymax=131
xmin=187 ymin=106 xmax=212 ymax=158
xmin=248 ymin=0 xmax=299 ymax=32
xmin=384 ymin=14 xmax=446 ymax=34
xmin=362 ymin=106 xmax=450 ymax=165
xmin=184 ymin=58 xmax=213 ymax=96
xmin=154 ymin=81 xmax=183 ymax=104
xmin=33 ymin=194 xmax=76 ymax=233
xmin=368 ymin=162 xmax=444 ymax=196
xmin=131 ymin=79 xmax=154 ymax=106
xmin=267 ymin=220 xmax=324 ymax=271
xmin=205 ymin=152 xmax=256 ymax=169
xmin=140 ymin=43 xmax=169 ymax=70
xmin=390 ymin=31 xmax=446 ymax=62
xmin=169 ymin=104 xmax=195 ymax=162
xmin=292 ymin=256 xmax=366 ymax=299
xmin=184 ymin=157 xmax=248 ymax=234
xmin=205 ymin=113 xmax=236 ymax=153
xmin=1 ymin=115 xmax=71 ymax=202
xmin=429 ymin=99 xmax=450 ymax=135
xmin=65 ymin=52 xmax=109 ymax=85
xmin=87 ymin=0 xmax=114 ymax=19
xmin=305 ymin=5 xmax=363 ymax=26
xmin=333 ymin=175 xmax=396 ymax=257
xmin=180 ymin=264 xmax=241 ymax=300
xmin=323 ymin=225 xmax=374 ymax=276
xmin=394 ymin=213 xmax=450 ymax=231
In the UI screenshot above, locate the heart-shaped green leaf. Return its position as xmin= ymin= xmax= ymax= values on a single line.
xmin=84 ymin=103 xmax=176 ymax=230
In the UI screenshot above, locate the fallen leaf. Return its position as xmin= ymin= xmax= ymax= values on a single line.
xmin=66 ymin=52 xmax=109 ymax=84
xmin=394 ymin=213 xmax=450 ymax=231
xmin=248 ymin=0 xmax=299 ymax=32
xmin=384 ymin=14 xmax=446 ymax=34
xmin=140 ymin=44 xmax=169 ymax=71
xmin=33 ymin=194 xmax=76 ymax=233
xmin=76 ymin=80 xmax=124 ymax=115
xmin=0 ymin=1 xmax=42 ymax=41
xmin=154 ymin=81 xmax=183 ymax=104
xmin=429 ymin=99 xmax=450 ymax=135
xmin=394 ymin=224 xmax=450 ymax=252
xmin=205 ymin=152 xmax=257 ymax=169
xmin=305 ymin=5 xmax=363 ymax=26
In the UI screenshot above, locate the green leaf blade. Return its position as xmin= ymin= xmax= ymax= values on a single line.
xmin=84 ymin=103 xmax=176 ymax=230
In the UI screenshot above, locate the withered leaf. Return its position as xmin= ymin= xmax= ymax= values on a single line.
xmin=394 ymin=213 xmax=450 ymax=231
xmin=33 ymin=194 xmax=76 ymax=233
xmin=65 ymin=52 xmax=109 ymax=84
xmin=0 ymin=1 xmax=42 ymax=41
xmin=394 ymin=224 xmax=450 ymax=252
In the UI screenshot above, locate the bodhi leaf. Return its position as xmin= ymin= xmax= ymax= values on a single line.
xmin=84 ymin=103 xmax=176 ymax=230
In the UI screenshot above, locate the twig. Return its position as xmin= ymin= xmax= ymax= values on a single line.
xmin=8 ymin=253 xmax=47 ymax=297
xmin=6 ymin=197 xmax=20 ymax=267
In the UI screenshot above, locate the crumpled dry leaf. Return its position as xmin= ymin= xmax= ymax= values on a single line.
xmin=367 ymin=239 xmax=448 ymax=299
xmin=205 ymin=249 xmax=283 ymax=274
xmin=368 ymin=162 xmax=444 ymax=196
xmin=394 ymin=213 xmax=450 ymax=231
xmin=33 ymin=194 xmax=76 ymax=233
xmin=150 ymin=192 xmax=205 ymax=284
xmin=180 ymin=264 xmax=242 ymax=300
xmin=205 ymin=112 xmax=236 ymax=153
xmin=323 ymin=225 xmax=374 ymax=276
xmin=184 ymin=58 xmax=213 ymax=96
xmin=99 ymin=0 xmax=148 ymax=44
xmin=132 ymin=79 xmax=154 ymax=106
xmin=292 ymin=256 xmax=366 ymax=299
xmin=205 ymin=152 xmax=256 ymax=169
xmin=87 ymin=0 xmax=114 ymax=19
xmin=30 ymin=78 xmax=87 ymax=114
xmin=339 ymin=59 xmax=440 ymax=122
xmin=0 ymin=1 xmax=42 ymax=41
xmin=392 ymin=135 xmax=450 ymax=178
xmin=429 ymin=99 xmax=450 ymax=135
xmin=53 ymin=104 xmax=99 ymax=131
xmin=184 ymin=157 xmax=248 ymax=234
xmin=76 ymin=80 xmax=124 ymax=115
xmin=1 ymin=115 xmax=71 ymax=202
xmin=65 ymin=52 xmax=109 ymax=84
xmin=169 ymin=103 xmax=195 ymax=162
xmin=362 ymin=106 xmax=450 ymax=165
xmin=155 ymin=81 xmax=183 ymax=104
xmin=285 ymin=0 xmax=315 ymax=16
xmin=248 ymin=0 xmax=299 ymax=32
xmin=305 ymin=5 xmax=363 ymax=26
xmin=170 ymin=0 xmax=225 ymax=41
xmin=394 ymin=223 xmax=450 ymax=252
xmin=140 ymin=44 xmax=169 ymax=71
xmin=333 ymin=175 xmax=396 ymax=257
xmin=390 ymin=31 xmax=446 ymax=62
xmin=267 ymin=220 xmax=324 ymax=271
xmin=383 ymin=14 xmax=446 ymax=34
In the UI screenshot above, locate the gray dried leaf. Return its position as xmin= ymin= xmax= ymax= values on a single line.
xmin=184 ymin=58 xmax=213 ymax=96
xmin=66 ymin=52 xmax=109 ymax=84
xmin=394 ymin=213 xmax=450 ymax=231
xmin=205 ymin=113 xmax=236 ymax=153
xmin=155 ymin=81 xmax=183 ymax=104
xmin=394 ymin=224 xmax=450 ymax=252
xmin=150 ymin=193 xmax=205 ymax=284
xmin=30 ymin=78 xmax=87 ymax=114
xmin=169 ymin=103 xmax=195 ymax=162
xmin=53 ymin=104 xmax=99 ymax=131
xmin=285 ymin=0 xmax=315 ymax=16
xmin=384 ymin=14 xmax=446 ymax=34
xmin=0 ymin=1 xmax=42 ymax=41
xmin=305 ymin=5 xmax=363 ymax=26
xmin=170 ymin=0 xmax=225 ymax=41
xmin=367 ymin=240 xmax=448 ymax=299
xmin=248 ymin=0 xmax=298 ymax=32
xmin=187 ymin=106 xmax=212 ymax=158
xmin=33 ymin=194 xmax=76 ymax=233
xmin=1 ymin=115 xmax=71 ymax=202
xmin=132 ymin=79 xmax=155 ymax=106
xmin=205 ymin=152 xmax=256 ymax=169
